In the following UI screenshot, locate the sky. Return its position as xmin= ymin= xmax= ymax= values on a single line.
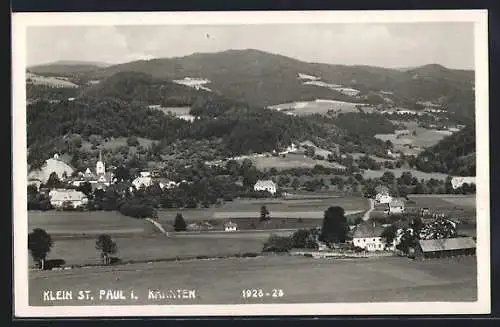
xmin=26 ymin=23 xmax=475 ymax=69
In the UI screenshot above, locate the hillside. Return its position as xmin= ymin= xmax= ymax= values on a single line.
xmin=27 ymin=60 xmax=108 ymax=77
xmin=413 ymin=125 xmax=476 ymax=176
xmin=80 ymin=71 xmax=216 ymax=107
xmin=30 ymin=49 xmax=475 ymax=119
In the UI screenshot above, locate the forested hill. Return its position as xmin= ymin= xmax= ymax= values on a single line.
xmin=30 ymin=49 xmax=475 ymax=119
xmin=26 ymin=95 xmax=344 ymax=167
xmin=80 ymin=71 xmax=217 ymax=107
xmin=413 ymin=125 xmax=476 ymax=176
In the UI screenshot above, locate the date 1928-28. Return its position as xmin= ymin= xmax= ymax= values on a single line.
xmin=241 ymin=289 xmax=285 ymax=299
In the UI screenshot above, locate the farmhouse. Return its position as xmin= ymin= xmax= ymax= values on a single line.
xmin=49 ymin=189 xmax=88 ymax=209
xmin=224 ymin=221 xmax=238 ymax=232
xmin=352 ymin=221 xmax=386 ymax=252
xmin=254 ymin=180 xmax=277 ymax=195
xmin=412 ymin=237 xmax=476 ymax=259
xmin=132 ymin=171 xmax=153 ymax=190
xmin=389 ymin=198 xmax=405 ymax=214
xmin=451 ymin=176 xmax=476 ymax=190
xmin=375 ymin=185 xmax=392 ymax=204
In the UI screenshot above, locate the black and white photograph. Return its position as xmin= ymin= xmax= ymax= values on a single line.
xmin=12 ymin=10 xmax=490 ymax=317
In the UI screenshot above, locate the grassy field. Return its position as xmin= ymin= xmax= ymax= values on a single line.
xmin=28 ymin=211 xmax=159 ymax=237
xmin=363 ymin=168 xmax=449 ymax=181
xmin=28 ymin=233 xmax=268 ymax=268
xmin=27 ymin=73 xmax=79 ymax=88
xmin=239 ymin=153 xmax=344 ymax=171
xmin=156 ymin=196 xmax=369 ymax=222
xmin=29 ymin=255 xmax=477 ymax=305
xmin=406 ymin=194 xmax=476 ymax=223
xmin=268 ymin=99 xmax=362 ymax=116
xmin=374 ymin=127 xmax=452 ymax=149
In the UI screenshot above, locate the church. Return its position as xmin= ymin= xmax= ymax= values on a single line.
xmin=71 ymin=151 xmax=114 ymax=189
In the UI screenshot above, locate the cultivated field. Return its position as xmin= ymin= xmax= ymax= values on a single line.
xmin=268 ymin=99 xmax=362 ymax=116
xmin=29 ymin=255 xmax=477 ymax=305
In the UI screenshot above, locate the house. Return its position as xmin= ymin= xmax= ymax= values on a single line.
xmin=48 ymin=189 xmax=88 ymax=209
xmin=389 ymin=198 xmax=405 ymax=214
xmin=412 ymin=237 xmax=476 ymax=259
xmin=224 ymin=221 xmax=238 ymax=232
xmin=254 ymin=180 xmax=277 ymax=195
xmin=132 ymin=172 xmax=153 ymax=190
xmin=374 ymin=185 xmax=392 ymax=204
xmin=451 ymin=176 xmax=476 ymax=190
xmin=352 ymin=221 xmax=386 ymax=252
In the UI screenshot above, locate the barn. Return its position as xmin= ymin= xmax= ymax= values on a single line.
xmin=412 ymin=237 xmax=476 ymax=259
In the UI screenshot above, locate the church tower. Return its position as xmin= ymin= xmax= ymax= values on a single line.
xmin=96 ymin=150 xmax=105 ymax=175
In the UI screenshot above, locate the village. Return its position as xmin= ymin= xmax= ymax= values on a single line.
xmin=27 ymin=148 xmax=477 ymax=262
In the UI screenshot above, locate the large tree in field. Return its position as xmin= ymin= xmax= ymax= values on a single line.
xmin=28 ymin=228 xmax=53 ymax=270
xmin=174 ymin=213 xmax=187 ymax=231
xmin=260 ymin=205 xmax=270 ymax=221
xmin=319 ymin=206 xmax=348 ymax=243
xmin=95 ymin=234 xmax=117 ymax=265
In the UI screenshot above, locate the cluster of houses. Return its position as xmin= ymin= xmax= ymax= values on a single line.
xmin=29 ymin=152 xmax=189 ymax=210
xmin=346 ymin=185 xmax=476 ymax=258
xmin=374 ymin=186 xmax=406 ymax=215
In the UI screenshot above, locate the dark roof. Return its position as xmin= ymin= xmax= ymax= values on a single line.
xmin=418 ymin=237 xmax=476 ymax=252
xmin=353 ymin=221 xmax=385 ymax=238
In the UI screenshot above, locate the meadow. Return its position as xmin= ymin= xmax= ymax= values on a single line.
xmin=406 ymin=194 xmax=476 ymax=223
xmin=156 ymin=196 xmax=369 ymax=222
xmin=29 ymin=255 xmax=477 ymax=305
xmin=268 ymin=99 xmax=362 ymax=116
xmin=374 ymin=126 xmax=452 ymax=149
xmin=240 ymin=153 xmax=345 ymax=171
xmin=28 ymin=211 xmax=158 ymax=237
xmin=28 ymin=233 xmax=268 ymax=268
xmin=362 ymin=168 xmax=449 ymax=180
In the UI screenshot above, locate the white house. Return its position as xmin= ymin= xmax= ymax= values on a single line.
xmin=352 ymin=221 xmax=386 ymax=252
xmin=254 ymin=180 xmax=277 ymax=195
xmin=224 ymin=221 xmax=238 ymax=232
xmin=375 ymin=185 xmax=392 ymax=204
xmin=389 ymin=198 xmax=405 ymax=214
xmin=132 ymin=176 xmax=152 ymax=190
xmin=451 ymin=176 xmax=476 ymax=190
xmin=49 ymin=189 xmax=88 ymax=208
xmin=375 ymin=192 xmax=393 ymax=204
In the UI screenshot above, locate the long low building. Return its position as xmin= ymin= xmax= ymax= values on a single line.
xmin=412 ymin=237 xmax=476 ymax=259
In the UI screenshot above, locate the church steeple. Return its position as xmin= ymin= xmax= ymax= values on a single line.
xmin=96 ymin=149 xmax=105 ymax=176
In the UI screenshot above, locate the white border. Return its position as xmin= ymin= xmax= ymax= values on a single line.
xmin=12 ymin=10 xmax=490 ymax=317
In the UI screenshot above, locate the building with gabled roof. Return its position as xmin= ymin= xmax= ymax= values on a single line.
xmin=352 ymin=221 xmax=386 ymax=252
xmin=413 ymin=237 xmax=476 ymax=259
xmin=254 ymin=180 xmax=277 ymax=195
xmin=389 ymin=198 xmax=405 ymax=214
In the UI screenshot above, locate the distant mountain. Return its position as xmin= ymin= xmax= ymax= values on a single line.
xmin=28 ymin=49 xmax=476 ymax=117
xmin=27 ymin=60 xmax=110 ymax=77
